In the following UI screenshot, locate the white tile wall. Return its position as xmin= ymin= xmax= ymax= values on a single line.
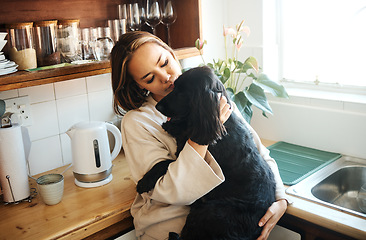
xmin=28 ymin=100 xmax=59 ymax=141
xmin=56 ymin=94 xmax=89 ymax=133
xmin=88 ymin=89 xmax=115 ymax=121
xmin=0 ymin=89 xmax=17 ymax=99
xmin=86 ymin=73 xmax=112 ymax=92
xmin=54 ymin=77 xmax=87 ymax=99
xmin=251 ymin=93 xmax=366 ymax=159
xmin=19 ymin=83 xmax=55 ymax=104
xmin=0 ymin=73 xmax=119 ymax=176
xmin=28 ymin=135 xmax=63 ymax=176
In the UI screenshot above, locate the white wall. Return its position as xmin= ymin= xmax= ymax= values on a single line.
xmin=184 ymin=0 xmax=366 ymax=159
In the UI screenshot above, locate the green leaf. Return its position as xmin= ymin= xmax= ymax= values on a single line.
xmin=244 ymin=56 xmax=258 ymax=72
xmin=0 ymin=99 xmax=5 ymax=118
xmin=255 ymin=73 xmax=289 ymax=98
xmin=232 ymin=91 xmax=253 ymax=123
xmin=244 ymin=83 xmax=273 ymax=114
xmin=247 ymin=72 xmax=257 ymax=80
xmin=226 ymin=88 xmax=235 ymax=100
xmin=236 ymin=56 xmax=258 ymax=74
xmin=207 ymin=63 xmax=214 ymax=69
xmin=222 ymin=68 xmax=231 ymax=83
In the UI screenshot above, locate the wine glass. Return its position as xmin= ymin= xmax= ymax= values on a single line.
xmin=161 ymin=0 xmax=177 ymax=46
xmin=146 ymin=0 xmax=162 ymax=35
xmin=138 ymin=0 xmax=146 ymax=27
xmin=127 ymin=3 xmax=141 ymax=31
xmin=118 ymin=4 xmax=127 ymax=20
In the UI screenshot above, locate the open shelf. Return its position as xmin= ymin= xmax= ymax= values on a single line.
xmin=0 ymin=47 xmax=200 ymax=91
xmin=0 ymin=0 xmax=202 ymax=91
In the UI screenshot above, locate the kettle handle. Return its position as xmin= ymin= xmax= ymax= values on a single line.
xmin=106 ymin=123 xmax=123 ymax=161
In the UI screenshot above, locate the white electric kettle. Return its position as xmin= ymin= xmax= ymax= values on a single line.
xmin=66 ymin=121 xmax=122 ymax=188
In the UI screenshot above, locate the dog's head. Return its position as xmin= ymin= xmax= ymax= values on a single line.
xmin=156 ymin=66 xmax=229 ymax=145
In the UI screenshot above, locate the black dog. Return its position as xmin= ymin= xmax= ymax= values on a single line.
xmin=137 ymin=66 xmax=276 ymax=240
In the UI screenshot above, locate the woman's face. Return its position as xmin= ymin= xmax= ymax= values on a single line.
xmin=128 ymin=42 xmax=182 ymax=102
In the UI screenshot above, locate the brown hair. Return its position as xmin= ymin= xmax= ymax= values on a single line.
xmin=110 ymin=31 xmax=178 ymax=115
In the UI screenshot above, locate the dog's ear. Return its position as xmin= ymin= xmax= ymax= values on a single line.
xmin=188 ymin=89 xmax=226 ymax=145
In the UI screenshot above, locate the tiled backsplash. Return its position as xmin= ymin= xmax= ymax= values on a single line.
xmin=0 ymin=73 xmax=120 ymax=176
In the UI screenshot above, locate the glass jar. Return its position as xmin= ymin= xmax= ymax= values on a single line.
xmin=33 ymin=20 xmax=60 ymax=67
xmin=6 ymin=22 xmax=37 ymax=70
xmin=57 ymin=19 xmax=82 ymax=63
xmin=80 ymin=28 xmax=95 ymax=60
xmin=94 ymin=27 xmax=114 ymax=61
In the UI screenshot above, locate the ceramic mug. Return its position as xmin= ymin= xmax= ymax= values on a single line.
xmin=36 ymin=173 xmax=64 ymax=205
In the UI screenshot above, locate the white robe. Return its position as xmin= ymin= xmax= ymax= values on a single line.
xmin=121 ymin=95 xmax=287 ymax=239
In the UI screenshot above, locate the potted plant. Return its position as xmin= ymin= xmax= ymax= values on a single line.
xmin=195 ymin=20 xmax=288 ymax=123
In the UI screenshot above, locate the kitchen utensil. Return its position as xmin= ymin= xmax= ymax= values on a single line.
xmin=66 ymin=121 xmax=122 ymax=188
xmin=36 ymin=173 xmax=64 ymax=205
xmin=0 ymin=113 xmax=31 ymax=203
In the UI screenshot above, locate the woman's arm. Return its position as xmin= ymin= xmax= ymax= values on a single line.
xmin=121 ymin=111 xmax=225 ymax=205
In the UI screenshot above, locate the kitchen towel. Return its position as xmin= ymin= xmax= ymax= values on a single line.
xmin=0 ymin=124 xmax=30 ymax=202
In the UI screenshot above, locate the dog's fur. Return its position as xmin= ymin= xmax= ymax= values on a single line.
xmin=136 ymin=66 xmax=276 ymax=240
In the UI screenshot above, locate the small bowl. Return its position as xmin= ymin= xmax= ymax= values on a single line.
xmin=0 ymin=32 xmax=7 ymax=41
xmin=0 ymin=40 xmax=7 ymax=51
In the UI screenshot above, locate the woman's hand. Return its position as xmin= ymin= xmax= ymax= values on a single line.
xmin=219 ymin=96 xmax=232 ymax=124
xmin=257 ymin=199 xmax=287 ymax=240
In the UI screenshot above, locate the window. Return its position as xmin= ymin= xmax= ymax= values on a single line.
xmin=278 ymin=0 xmax=366 ymax=88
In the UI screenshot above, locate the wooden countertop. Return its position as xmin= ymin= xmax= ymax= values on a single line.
xmin=0 ymin=153 xmax=136 ymax=240
xmin=1 ymin=141 xmax=365 ymax=239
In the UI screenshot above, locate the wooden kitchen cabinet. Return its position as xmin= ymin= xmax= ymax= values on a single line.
xmin=0 ymin=0 xmax=202 ymax=91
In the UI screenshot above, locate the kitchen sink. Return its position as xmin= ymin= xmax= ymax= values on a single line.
xmin=286 ymin=156 xmax=366 ymax=218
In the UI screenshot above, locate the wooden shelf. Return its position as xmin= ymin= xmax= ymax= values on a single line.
xmin=0 ymin=0 xmax=202 ymax=91
xmin=0 ymin=47 xmax=200 ymax=91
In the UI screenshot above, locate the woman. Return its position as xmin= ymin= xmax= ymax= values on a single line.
xmin=111 ymin=31 xmax=288 ymax=240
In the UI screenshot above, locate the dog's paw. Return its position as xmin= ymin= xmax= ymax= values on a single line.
xmin=136 ymin=177 xmax=156 ymax=194
xmin=168 ymin=232 xmax=180 ymax=240
xmin=136 ymin=160 xmax=174 ymax=194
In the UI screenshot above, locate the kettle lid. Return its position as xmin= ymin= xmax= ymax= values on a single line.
xmin=73 ymin=121 xmax=104 ymax=129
